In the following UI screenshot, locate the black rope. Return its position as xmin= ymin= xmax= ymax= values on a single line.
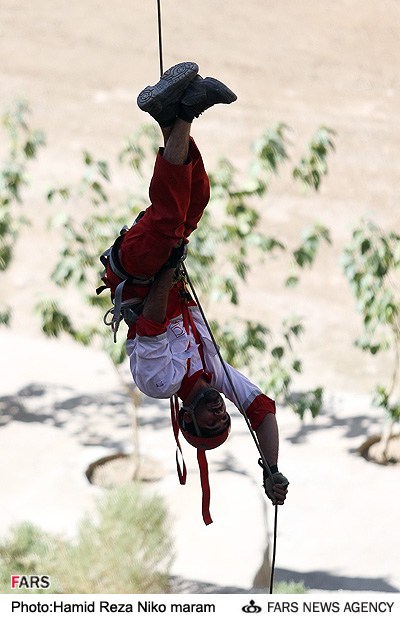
xmin=270 ymin=505 xmax=279 ymax=594
xmin=155 ymin=0 xmax=280 ymax=595
xmin=156 ymin=0 xmax=164 ymax=76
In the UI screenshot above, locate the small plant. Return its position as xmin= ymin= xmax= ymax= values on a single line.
xmin=342 ymin=219 xmax=400 ymax=461
xmin=292 ymin=126 xmax=336 ymax=191
xmin=0 ymin=485 xmax=173 ymax=594
xmin=0 ymin=522 xmax=51 ymax=594
xmin=48 ymin=485 xmax=173 ymax=594
xmin=274 ymin=580 xmax=308 ymax=594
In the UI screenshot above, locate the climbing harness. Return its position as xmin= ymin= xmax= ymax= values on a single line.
xmin=96 ymin=214 xmax=152 ymax=342
xmin=97 ymin=210 xmax=190 ymax=342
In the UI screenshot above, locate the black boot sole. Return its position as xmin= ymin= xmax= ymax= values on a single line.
xmin=137 ymin=62 xmax=199 ymax=116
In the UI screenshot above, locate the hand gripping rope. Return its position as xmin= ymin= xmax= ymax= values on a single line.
xmin=154 ymin=0 xmax=281 ymax=594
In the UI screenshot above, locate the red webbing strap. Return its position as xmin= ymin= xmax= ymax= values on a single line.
xmin=179 ymin=279 xmax=206 ymax=367
xmin=181 ymin=293 xmax=192 ymax=373
xmin=197 ymin=449 xmax=213 ymax=525
xmin=170 ymin=395 xmax=187 ymax=485
xmin=178 ymin=286 xmax=213 ymax=525
xmin=186 ymin=305 xmax=206 ymax=367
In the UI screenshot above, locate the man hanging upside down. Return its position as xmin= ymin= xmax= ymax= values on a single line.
xmin=103 ymin=61 xmax=289 ymax=524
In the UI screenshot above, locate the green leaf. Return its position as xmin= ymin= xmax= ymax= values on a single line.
xmin=271 ymin=346 xmax=284 ymax=360
xmin=285 ymin=275 xmax=299 ymax=287
xmin=97 ymin=160 xmax=110 ymax=181
xmin=292 ymin=360 xmax=302 ymax=373
xmin=0 ymin=306 xmax=11 ymax=326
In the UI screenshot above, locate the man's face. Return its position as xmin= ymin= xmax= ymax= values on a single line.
xmin=194 ymin=390 xmax=229 ymax=435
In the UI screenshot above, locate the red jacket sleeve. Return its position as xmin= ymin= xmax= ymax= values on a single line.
xmin=245 ymin=394 xmax=276 ymax=430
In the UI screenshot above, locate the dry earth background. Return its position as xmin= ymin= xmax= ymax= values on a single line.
xmin=0 ymin=0 xmax=399 ymax=594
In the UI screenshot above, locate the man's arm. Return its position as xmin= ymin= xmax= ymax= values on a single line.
xmin=128 ymin=264 xmax=188 ymax=400
xmin=142 ymin=267 xmax=176 ymax=324
xmin=255 ymin=413 xmax=289 ymax=505
xmin=255 ymin=411 xmax=279 ymax=467
xmin=209 ymin=357 xmax=289 ymax=505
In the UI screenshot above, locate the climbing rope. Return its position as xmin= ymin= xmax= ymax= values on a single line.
xmin=156 ymin=0 xmax=164 ymax=76
xmin=154 ymin=0 xmax=280 ymax=595
xmin=182 ymin=265 xmax=280 ymax=594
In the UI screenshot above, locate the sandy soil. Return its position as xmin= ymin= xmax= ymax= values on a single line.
xmin=0 ymin=0 xmax=399 ymax=594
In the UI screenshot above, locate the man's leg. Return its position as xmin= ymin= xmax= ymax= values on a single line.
xmin=120 ymin=64 xmax=236 ymax=276
xmin=119 ymin=121 xmax=194 ymax=277
xmin=159 ymin=124 xmax=209 ymax=239
xmin=161 ymin=119 xmax=191 ymax=166
xmin=176 ymin=75 xmax=237 ymax=238
xmin=183 ymin=138 xmax=210 ymax=238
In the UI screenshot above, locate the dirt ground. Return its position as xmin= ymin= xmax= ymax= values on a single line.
xmin=0 ymin=0 xmax=399 ymax=594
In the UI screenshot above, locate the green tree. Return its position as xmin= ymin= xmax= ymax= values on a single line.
xmin=342 ymin=219 xmax=400 ymax=461
xmin=0 ymin=100 xmax=45 ymax=324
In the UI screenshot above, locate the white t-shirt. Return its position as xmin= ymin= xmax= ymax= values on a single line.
xmin=126 ymin=306 xmax=262 ymax=410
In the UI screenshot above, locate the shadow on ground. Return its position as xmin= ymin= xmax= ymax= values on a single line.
xmin=0 ymin=382 xmax=265 ymax=481
xmin=0 ymin=382 xmax=380 ymax=472
xmin=0 ymin=382 xmax=146 ymax=451
xmin=170 ymin=569 xmax=399 ymax=594
xmin=285 ymin=411 xmax=379 ymax=446
xmin=274 ymin=568 xmax=399 ymax=593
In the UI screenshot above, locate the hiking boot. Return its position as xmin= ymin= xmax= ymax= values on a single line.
xmin=178 ymin=76 xmax=237 ymax=122
xmin=137 ymin=61 xmax=199 ymax=127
